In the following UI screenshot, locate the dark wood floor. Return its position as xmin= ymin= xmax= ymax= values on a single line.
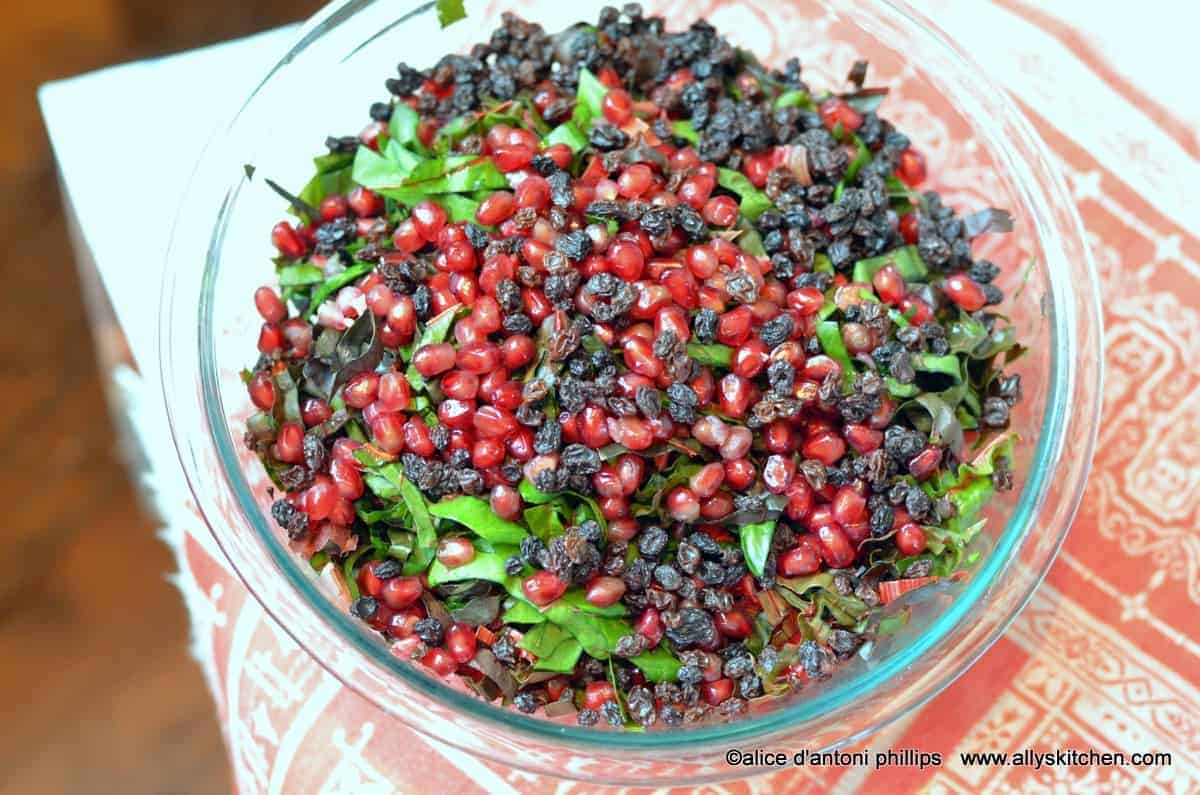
xmin=0 ymin=2 xmax=316 ymax=793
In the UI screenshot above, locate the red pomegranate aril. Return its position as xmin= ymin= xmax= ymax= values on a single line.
xmin=622 ymin=337 xmax=662 ymax=378
xmin=703 ymin=678 xmax=735 ymax=706
xmin=523 ymin=570 xmax=567 ymax=606
xmin=845 ymin=423 xmax=883 ymax=454
xmin=507 ymin=427 xmax=535 ymax=462
xmin=832 ymin=485 xmax=868 ymax=525
xmin=304 ymin=476 xmax=338 ymax=521
xmin=301 ymin=397 xmax=332 ymax=427
xmin=717 ymin=373 xmax=753 ymax=418
xmin=900 ymin=296 xmax=934 ymax=325
xmin=679 ymin=174 xmax=715 ymax=209
xmin=445 ymin=622 xmax=478 ymax=664
xmin=248 ymin=370 xmax=276 ymax=411
xmin=375 ymin=371 xmax=411 ymax=412
xmin=699 ymin=491 xmax=733 ymax=520
xmin=437 ymin=398 xmax=475 ymax=431
xmin=899 ymin=213 xmax=920 ymax=245
xmin=842 ymin=322 xmax=875 ymax=355
xmin=585 ymin=576 xmax=627 ymax=608
xmin=666 ymin=486 xmax=700 ymax=521
xmin=909 ymin=444 xmax=943 ymax=479
xmin=944 ymin=273 xmax=987 ymax=311
xmin=872 ymin=264 xmax=906 ymax=305
xmin=618 ymin=163 xmax=654 ymax=197
xmin=819 ymin=98 xmax=862 ymax=132
xmin=896 ymin=147 xmax=927 ymax=187
xmin=387 ymin=296 xmax=416 ymax=340
xmin=473 ymin=405 xmax=517 ymax=438
xmin=411 ymin=343 xmax=455 ymax=378
xmin=763 ymin=454 xmax=796 ymax=494
xmin=493 ymin=144 xmax=534 ymax=172
xmin=636 ymin=607 xmax=664 ymax=647
xmin=440 ymin=370 xmax=479 ymax=401
xmin=716 ymin=306 xmax=753 ymax=346
xmin=475 ymin=190 xmax=515 ymax=226
xmin=601 ymin=87 xmax=633 ymax=124
xmin=411 ymin=200 xmax=448 ymax=241
xmin=348 ymin=186 xmax=384 ymax=217
xmin=257 ymin=323 xmax=284 ymax=353
xmin=688 ymin=462 xmax=726 ymax=499
xmin=422 ymin=648 xmax=457 ymax=677
xmin=498 ymin=334 xmax=534 ymax=370
xmin=606 ymin=518 xmax=638 ymax=543
xmin=600 ymin=495 xmax=630 ymax=520
xmin=593 ymin=466 xmax=623 ymax=498
xmin=369 ymin=413 xmax=406 ymax=455
xmin=380 ymin=576 xmax=423 ymax=610
xmin=896 ymin=523 xmax=928 ymax=556
xmin=691 ymin=415 xmax=729 ymax=447
xmin=330 ymin=456 xmax=364 ymax=499
xmin=319 ymin=194 xmax=349 ymax=221
xmin=803 ymin=429 xmax=846 ymax=466
xmin=341 ymin=372 xmax=379 ymax=409
xmin=392 ymin=218 xmax=424 ymax=253
xmin=254 ymin=286 xmax=286 ymax=324
xmin=608 ymin=239 xmax=645 ymax=281
xmin=720 ymin=426 xmax=753 ymax=461
xmin=614 ymin=454 xmax=644 ymax=495
xmin=702 ymin=195 xmax=739 ymax=227
xmin=763 ymin=420 xmax=795 ymax=454
xmin=715 ymin=609 xmax=751 ymax=639
xmin=402 ymin=417 xmax=436 ymax=457
xmin=273 ymin=422 xmax=305 ymax=464
xmin=784 ymin=480 xmax=814 ymax=521
xmin=271 ymin=221 xmax=307 ymax=259
xmin=456 ymin=341 xmax=500 ymax=374
xmin=815 ymin=523 xmax=856 ymax=568
xmin=514 ymin=175 xmax=550 ymax=210
xmin=583 ymin=680 xmax=616 ymax=710
xmin=733 ymin=339 xmax=770 ymax=378
xmin=779 ymin=537 xmax=823 ymax=576
xmin=787 ymin=287 xmax=825 ymax=316
xmin=357 ymin=560 xmax=388 ymax=599
xmin=437 ymin=537 xmax=475 ymax=569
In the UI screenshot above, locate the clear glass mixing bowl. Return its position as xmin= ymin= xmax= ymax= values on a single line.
xmin=161 ymin=0 xmax=1103 ymax=784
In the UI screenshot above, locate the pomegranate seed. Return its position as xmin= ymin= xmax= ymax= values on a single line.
xmin=446 ymin=622 xmax=478 ymax=664
xmin=257 ymin=323 xmax=284 ymax=353
xmin=719 ymin=427 xmax=753 ymax=461
xmin=375 ymin=371 xmax=411 ymax=412
xmin=909 ymin=444 xmax=943 ymax=479
xmin=702 ymin=196 xmax=739 ymax=227
xmin=636 ymin=607 xmax=664 ymax=647
xmin=896 ymin=523 xmax=928 ymax=556
xmin=608 ymin=239 xmax=645 ymax=281
xmin=301 ymin=397 xmax=332 ymax=427
xmin=832 ymin=486 xmax=867 ymax=525
xmin=437 ymin=537 xmax=475 ymax=568
xmin=342 ymin=372 xmax=380 ymax=409
xmin=717 ymin=306 xmax=753 ymax=346
xmin=699 ymin=492 xmax=733 ymax=520
xmin=622 ymin=337 xmax=662 ymax=378
xmin=593 ymin=466 xmax=623 ymax=498
xmin=778 ymin=537 xmax=822 ymax=576
xmin=666 ymin=486 xmax=700 ymax=521
xmin=615 ymin=454 xmax=644 ymax=495
xmin=254 ymin=286 xmax=286 ymax=323
xmin=412 ymin=343 xmax=456 ymax=377
xmin=717 ymin=373 xmax=753 ymax=418
xmin=802 ymin=430 xmax=846 ymax=466
xmin=819 ymin=98 xmax=862 ymax=132
xmin=441 ymin=370 xmax=479 ymax=401
xmin=473 ymin=406 xmax=518 ymax=438
xmin=715 ymin=609 xmax=751 ymax=639
xmin=437 ymin=398 xmax=475 ymax=431
xmin=896 ymin=147 xmax=927 ymax=187
xmin=485 ymin=484 xmax=520 ymax=520
xmin=899 ymin=213 xmax=920 ymax=244
xmin=600 ymin=495 xmax=630 ymax=520
xmin=703 ymin=678 xmax=735 ymax=706
xmin=319 ymin=194 xmax=349 ymax=221
xmin=733 ymin=339 xmax=770 ymax=378
xmin=411 ymin=200 xmax=448 ymax=241
xmin=380 ymin=576 xmax=423 ymax=609
xmin=402 ymin=416 xmax=436 ymax=456
xmin=515 ymin=175 xmax=550 ymax=210
xmin=872 ymin=264 xmax=906 ymax=305
xmin=815 ymin=523 xmax=856 ymax=568
xmin=500 ymin=334 xmax=535 ymax=370
xmin=523 ymin=570 xmax=567 ymax=606
xmin=601 ymin=88 xmax=633 ymax=124
xmin=493 ymin=145 xmax=534 ymax=172
xmin=585 ymin=576 xmax=627 ymax=607
xmin=273 ymin=422 xmax=305 ymax=464
xmin=762 ymin=454 xmax=795 ymax=494
xmin=845 ymin=423 xmax=883 ymax=454
xmin=248 ymin=371 xmax=276 ymax=411
xmin=330 ymin=456 xmax=364 ymax=499
xmin=607 ymin=416 xmax=654 ymax=451
xmin=763 ymin=420 xmax=795 ymax=454
xmin=348 ymin=186 xmax=384 ymax=217
xmin=784 ymin=480 xmax=813 ymax=521
xmin=271 ymin=221 xmax=307 ymax=258
xmin=691 ymin=416 xmax=730 ymax=447
xmin=689 ymin=462 xmax=726 ymax=498
xmin=304 ymin=476 xmax=338 ymax=521
xmin=944 ymin=273 xmax=987 ymax=311
xmin=393 ymin=219 xmax=424 ymax=253
xmin=422 ymin=648 xmax=457 ymax=677
xmin=583 ymin=680 xmax=616 ymax=710
xmin=608 ymin=518 xmax=640 ymax=542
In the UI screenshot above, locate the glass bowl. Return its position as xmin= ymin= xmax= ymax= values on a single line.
xmin=161 ymin=0 xmax=1103 ymax=784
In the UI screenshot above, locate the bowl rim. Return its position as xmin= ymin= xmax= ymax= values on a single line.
xmin=160 ymin=0 xmax=1103 ymax=767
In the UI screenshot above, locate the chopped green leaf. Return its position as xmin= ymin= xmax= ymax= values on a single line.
xmin=904 ymin=393 xmax=965 ymax=454
xmin=429 ymin=495 xmax=529 ymax=544
xmin=277 ymin=263 xmax=324 ymax=287
xmin=520 ymin=623 xmax=583 ymax=672
xmin=716 ymin=167 xmax=773 ymax=220
xmin=816 ymin=320 xmax=856 ymax=389
xmin=670 ymin=120 xmax=699 ymax=143
xmin=774 ymin=90 xmax=814 ymax=110
xmin=545 ymin=121 xmax=589 ymax=153
xmin=630 ymin=646 xmax=683 ymax=682
xmin=523 ymin=504 xmax=565 ymax=541
xmin=739 ymin=521 xmax=775 ymax=578
xmin=502 ymin=599 xmax=547 ymax=624
xmin=307 ymin=262 xmax=374 ymax=318
xmin=388 ymin=104 xmax=420 ymax=147
xmin=574 ymin=67 xmax=607 ymax=128
xmin=352 ymin=145 xmax=411 ymax=190
xmin=685 ymin=342 xmax=734 ymax=368
xmin=851 ymin=245 xmax=929 ymax=284
xmin=843 ymin=136 xmax=871 ymax=183
xmin=427 ymin=546 xmax=521 ymax=587
xmin=436 ymin=0 xmax=467 ymax=27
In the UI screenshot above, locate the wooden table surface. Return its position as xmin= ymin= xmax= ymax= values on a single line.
xmin=0 ymin=3 xmax=315 ymax=792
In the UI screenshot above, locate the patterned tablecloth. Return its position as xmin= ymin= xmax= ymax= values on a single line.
xmin=40 ymin=0 xmax=1200 ymax=792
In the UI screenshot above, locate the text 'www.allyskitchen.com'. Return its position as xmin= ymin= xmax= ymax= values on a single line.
xmin=724 ymin=747 xmax=1173 ymax=771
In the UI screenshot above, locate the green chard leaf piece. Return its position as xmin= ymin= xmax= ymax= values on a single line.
xmin=436 ymin=0 xmax=467 ymax=28
xmin=947 ymin=312 xmax=1018 ymax=359
xmin=406 ymin=304 xmax=466 ymax=389
xmin=545 ymin=121 xmax=589 ymax=153
xmin=816 ymin=320 xmax=856 ymax=390
xmin=685 ymin=342 xmax=734 ymax=368
xmin=911 ymin=352 xmax=963 ymax=383
xmin=502 ymin=599 xmax=547 ymax=624
xmin=519 ymin=623 xmax=584 ymax=672
xmin=352 ymin=145 xmax=411 ymax=190
xmin=739 ymin=521 xmax=776 ymax=578
xmin=277 ymin=262 xmax=324 ymax=287
xmin=904 ymin=392 xmax=965 ymax=454
xmin=574 ymin=67 xmax=607 ymax=127
xmin=716 ymin=167 xmax=773 ymax=220
xmin=357 ymin=456 xmax=439 ymax=575
xmin=851 ymin=245 xmax=929 ymax=285
xmin=429 ymin=495 xmax=529 ymax=544
xmin=297 ymin=150 xmax=355 ymax=210
xmin=307 ymin=262 xmax=374 ymax=317
xmin=670 ymin=120 xmax=699 ymax=143
xmin=843 ymin=136 xmax=871 ymax=183
xmin=630 ymin=646 xmax=683 ymax=682
xmin=427 ymin=546 xmax=521 ymax=587
xmin=388 ymin=103 xmax=420 ymax=148
xmin=523 ymin=503 xmax=565 ymax=541
xmin=774 ymin=89 xmax=814 ymax=110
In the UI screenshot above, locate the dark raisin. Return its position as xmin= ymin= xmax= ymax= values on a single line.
xmin=638 ymin=525 xmax=668 ymax=559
